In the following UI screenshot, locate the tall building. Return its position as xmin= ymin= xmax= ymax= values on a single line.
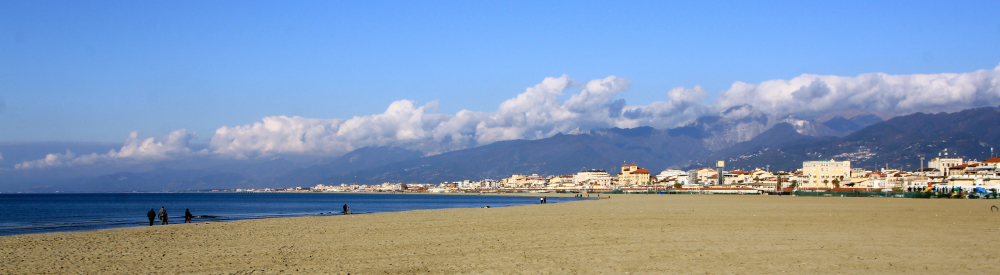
xmin=618 ymin=164 xmax=651 ymax=185
xmin=716 ymin=161 xmax=725 ymax=186
xmin=802 ymin=160 xmax=851 ymax=188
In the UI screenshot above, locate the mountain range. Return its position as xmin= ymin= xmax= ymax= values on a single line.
xmin=11 ymin=106 xmax=998 ymax=192
xmin=706 ymin=107 xmax=1000 ymax=172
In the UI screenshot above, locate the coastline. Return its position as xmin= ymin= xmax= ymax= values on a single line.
xmin=0 ymin=193 xmax=581 ymax=237
xmin=2 ymin=195 xmax=998 ymax=273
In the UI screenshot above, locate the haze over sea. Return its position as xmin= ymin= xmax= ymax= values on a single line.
xmin=0 ymin=193 xmax=580 ymax=236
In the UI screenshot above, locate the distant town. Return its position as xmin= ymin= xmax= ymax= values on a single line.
xmin=232 ymin=150 xmax=1000 ymax=197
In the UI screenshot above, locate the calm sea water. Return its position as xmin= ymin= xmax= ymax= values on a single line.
xmin=0 ymin=193 xmax=579 ymax=236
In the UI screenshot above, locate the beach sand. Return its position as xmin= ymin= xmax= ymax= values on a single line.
xmin=2 ymin=194 xmax=999 ymax=274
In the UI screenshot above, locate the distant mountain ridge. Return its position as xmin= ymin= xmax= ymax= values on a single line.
xmin=316 ymin=127 xmax=710 ymax=185
xmin=667 ymin=105 xmax=882 ymax=151
xmin=715 ymin=107 xmax=1000 ymax=171
xmin=270 ymin=146 xmax=425 ymax=186
xmin=12 ymin=105 xmax=999 ymax=193
xmin=686 ymin=122 xmax=820 ymax=169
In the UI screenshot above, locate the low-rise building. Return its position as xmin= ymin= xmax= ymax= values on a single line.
xmin=574 ymin=169 xmax=613 ymax=187
xmin=656 ymin=169 xmax=687 ymax=181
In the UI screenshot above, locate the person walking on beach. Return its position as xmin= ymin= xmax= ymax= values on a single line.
xmin=158 ymin=206 xmax=168 ymax=225
xmin=147 ymin=208 xmax=156 ymax=226
xmin=343 ymin=204 xmax=349 ymax=215
xmin=184 ymin=209 xmax=193 ymax=223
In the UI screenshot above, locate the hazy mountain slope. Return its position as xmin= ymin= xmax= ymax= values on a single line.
xmin=78 ymin=170 xmax=253 ymax=192
xmin=1 ymin=106 xmax=901 ymax=192
xmin=668 ymin=105 xmax=844 ymax=151
xmin=686 ymin=123 xmax=821 ymax=170
xmin=317 ymin=128 xmax=709 ymax=185
xmin=719 ymin=107 xmax=1000 ymax=171
xmin=270 ymin=146 xmax=424 ymax=186
xmin=848 ymin=114 xmax=884 ymax=127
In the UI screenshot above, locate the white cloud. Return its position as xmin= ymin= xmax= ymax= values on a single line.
xmin=615 ymin=85 xmax=709 ymax=129
xmin=15 ymin=129 xmax=201 ymax=169
xmin=206 ymin=75 xmax=702 ymax=158
xmin=16 ymin=64 xmax=1000 ymax=168
xmin=210 ymin=64 xmax=995 ymax=159
xmin=209 ymin=100 xmax=451 ymax=159
xmin=14 ymin=150 xmax=75 ymax=170
xmin=716 ymin=65 xmax=1000 ymax=117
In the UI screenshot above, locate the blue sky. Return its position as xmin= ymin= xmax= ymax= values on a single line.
xmin=2 ymin=1 xmax=999 ymax=144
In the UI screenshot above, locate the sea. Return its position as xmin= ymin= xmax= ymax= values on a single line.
xmin=0 ymin=193 xmax=580 ymax=236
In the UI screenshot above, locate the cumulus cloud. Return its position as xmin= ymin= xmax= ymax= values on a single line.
xmin=16 ymin=64 xmax=1000 ymax=167
xmin=209 ymin=75 xmax=709 ymax=158
xmin=616 ymin=86 xmax=710 ymax=128
xmin=15 ymin=129 xmax=201 ymax=169
xmin=212 ymin=65 xmax=1000 ymax=159
xmin=210 ymin=101 xmax=451 ymax=159
xmin=716 ymin=64 xmax=1000 ymax=117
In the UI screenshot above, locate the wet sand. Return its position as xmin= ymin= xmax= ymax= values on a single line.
xmin=2 ymin=194 xmax=999 ymax=274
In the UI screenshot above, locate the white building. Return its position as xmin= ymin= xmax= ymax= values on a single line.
xmin=656 ymin=169 xmax=687 ymax=181
xmin=928 ymin=157 xmax=963 ymax=176
xmin=573 ymin=169 xmax=613 ymax=187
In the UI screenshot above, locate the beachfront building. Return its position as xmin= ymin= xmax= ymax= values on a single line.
xmin=618 ymin=164 xmax=651 ymax=186
xmin=694 ymin=168 xmax=718 ymax=185
xmin=724 ymin=169 xmax=752 ymax=185
xmin=850 ymin=168 xmax=868 ymax=178
xmin=802 ymin=160 xmax=851 ymax=188
xmin=502 ymin=174 xmax=529 ymax=188
xmin=525 ymin=174 xmax=548 ymax=188
xmin=674 ymin=173 xmax=691 ymax=186
xmin=476 ymin=179 xmax=501 ymax=189
xmin=656 ymin=171 xmax=692 ymax=187
xmin=656 ymin=169 xmax=687 ymax=181
xmin=929 ymin=157 xmax=964 ymax=176
xmin=726 ymin=169 xmax=776 ymax=188
xmin=945 ymin=158 xmax=1000 ymax=188
xmin=548 ymin=175 xmax=575 ymax=189
xmin=375 ymin=183 xmax=406 ymax=191
xmin=573 ymin=169 xmax=613 ymax=187
xmin=749 ymin=169 xmax=775 ymax=183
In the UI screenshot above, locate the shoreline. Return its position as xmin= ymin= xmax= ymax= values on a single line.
xmin=0 ymin=193 xmax=592 ymax=237
xmin=3 ymin=195 xmax=998 ymax=273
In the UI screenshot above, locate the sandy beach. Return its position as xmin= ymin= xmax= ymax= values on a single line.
xmin=2 ymin=194 xmax=999 ymax=274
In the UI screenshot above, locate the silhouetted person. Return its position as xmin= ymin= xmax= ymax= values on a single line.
xmin=158 ymin=206 xmax=168 ymax=225
xmin=147 ymin=208 xmax=156 ymax=226
xmin=343 ymin=204 xmax=348 ymax=215
xmin=184 ymin=209 xmax=193 ymax=223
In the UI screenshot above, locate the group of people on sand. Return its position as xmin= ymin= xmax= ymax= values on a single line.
xmin=146 ymin=207 xmax=195 ymax=226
